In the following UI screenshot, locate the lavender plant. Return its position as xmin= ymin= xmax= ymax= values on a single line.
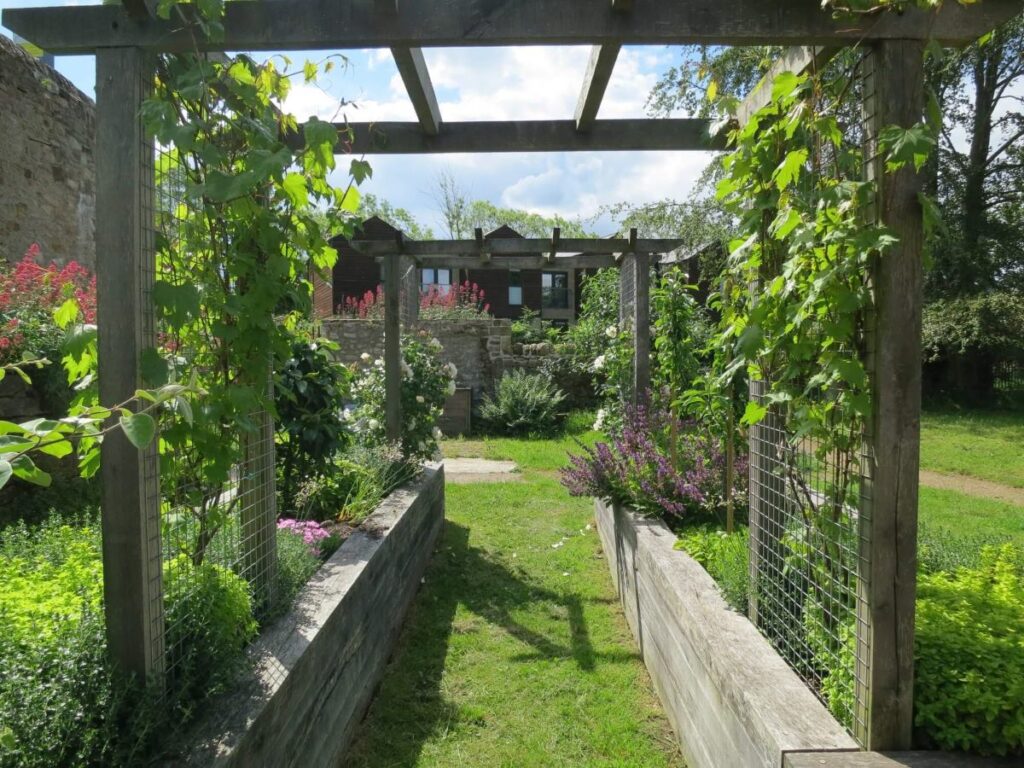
xmin=561 ymin=403 xmax=747 ymax=522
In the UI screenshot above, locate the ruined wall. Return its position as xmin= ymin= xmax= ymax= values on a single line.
xmin=0 ymin=36 xmax=95 ymax=267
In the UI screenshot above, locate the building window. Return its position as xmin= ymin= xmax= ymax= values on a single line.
xmin=508 ymin=269 xmax=523 ymax=306
xmin=420 ymin=268 xmax=453 ymax=294
xmin=541 ymin=271 xmax=569 ymax=309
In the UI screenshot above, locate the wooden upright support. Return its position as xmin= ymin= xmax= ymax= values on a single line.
xmin=632 ymin=252 xmax=651 ymax=402
xmin=856 ymin=38 xmax=925 ymax=751
xmin=95 ymin=47 xmax=164 ymax=682
xmin=383 ymin=253 xmax=402 ymax=442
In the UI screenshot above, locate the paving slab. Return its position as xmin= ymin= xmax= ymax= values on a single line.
xmin=444 ymin=457 xmax=520 ymax=484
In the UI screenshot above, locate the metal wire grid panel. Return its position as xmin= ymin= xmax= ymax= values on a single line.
xmin=747 ymin=381 xmax=870 ymax=736
xmin=994 ymin=359 xmax=1024 ymax=394
xmin=139 ymin=112 xmax=279 ymax=688
xmin=745 ymin=50 xmax=876 ymax=741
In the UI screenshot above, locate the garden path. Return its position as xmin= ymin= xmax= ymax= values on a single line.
xmin=341 ymin=436 xmax=684 ymax=767
xmin=919 ymin=469 xmax=1024 ymax=507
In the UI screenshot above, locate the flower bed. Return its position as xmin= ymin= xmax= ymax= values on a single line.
xmin=180 ymin=464 xmax=445 ymax=766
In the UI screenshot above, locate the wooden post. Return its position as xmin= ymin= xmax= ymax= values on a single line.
xmin=618 ymin=253 xmax=636 ymax=403
xmin=383 ymin=253 xmax=402 ymax=442
xmin=95 ymin=47 xmax=164 ymax=682
xmin=855 ymin=39 xmax=924 ymax=751
xmin=632 ymin=252 xmax=651 ymax=403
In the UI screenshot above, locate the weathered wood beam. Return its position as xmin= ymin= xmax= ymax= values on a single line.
xmin=95 ymin=46 xmax=164 ymax=683
xmin=855 ymin=38 xmax=925 ymax=752
xmin=349 ymin=237 xmax=682 ymax=256
xmin=735 ymin=46 xmax=838 ymax=126
xmin=6 ymin=0 xmax=1021 ymax=54
xmin=390 ymin=46 xmax=442 ymax=136
xmin=575 ymin=44 xmax=620 ymax=132
xmin=383 ymin=253 xmax=402 ymax=442
xmin=316 ymin=119 xmax=727 ymax=154
xmin=373 ymin=254 xmax=625 ymax=270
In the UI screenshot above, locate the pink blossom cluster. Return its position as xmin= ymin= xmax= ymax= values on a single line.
xmin=277 ymin=518 xmax=332 ymax=556
xmin=419 ymin=280 xmax=489 ymax=317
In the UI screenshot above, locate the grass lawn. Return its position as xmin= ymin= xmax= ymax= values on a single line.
xmin=919 ymin=486 xmax=1024 ymax=545
xmin=343 ymin=433 xmax=683 ymax=768
xmin=920 ymin=408 xmax=1024 ymax=487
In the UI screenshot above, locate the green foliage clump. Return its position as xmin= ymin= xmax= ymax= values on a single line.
xmin=275 ymin=336 xmax=353 ymax=512
xmin=918 ymin=521 xmax=1022 ymax=574
xmin=351 ymin=333 xmax=454 ymax=460
xmin=674 ymin=526 xmax=749 ymax=613
xmin=914 ymin=546 xmax=1024 ymax=756
xmin=479 ymin=370 xmax=567 ymax=437
xmin=292 ymin=443 xmax=416 ymax=524
xmin=162 ymin=554 xmax=258 ymax=705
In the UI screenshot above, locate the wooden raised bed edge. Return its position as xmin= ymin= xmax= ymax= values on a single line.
xmin=594 ymin=498 xmax=857 ymax=768
xmin=181 ymin=463 xmax=445 ymax=767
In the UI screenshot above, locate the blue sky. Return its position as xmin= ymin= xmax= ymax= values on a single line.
xmin=1 ymin=0 xmax=716 ymax=235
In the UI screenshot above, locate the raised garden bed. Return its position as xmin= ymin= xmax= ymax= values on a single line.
xmin=181 ymin=464 xmax=445 ymax=766
xmin=594 ymin=498 xmax=857 ymax=768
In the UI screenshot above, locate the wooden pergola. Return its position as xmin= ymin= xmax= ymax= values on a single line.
xmin=5 ymin=0 xmax=1021 ymax=753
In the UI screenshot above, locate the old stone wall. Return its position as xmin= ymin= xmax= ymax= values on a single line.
xmin=0 ymin=36 xmax=96 ymax=267
xmin=319 ymin=317 xmax=554 ymax=401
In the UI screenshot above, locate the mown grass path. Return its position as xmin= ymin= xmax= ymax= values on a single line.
xmin=343 ymin=436 xmax=684 ymax=768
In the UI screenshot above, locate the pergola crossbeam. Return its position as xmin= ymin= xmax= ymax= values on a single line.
xmin=349 ymin=236 xmax=681 ymax=256
xmin=315 ymin=119 xmax=726 ymax=154
xmin=5 ymin=0 xmax=1021 ymax=54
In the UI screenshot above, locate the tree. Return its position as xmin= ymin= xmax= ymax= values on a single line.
xmin=465 ymin=200 xmax=591 ymax=237
xmin=360 ymin=193 xmax=434 ymax=239
xmin=436 ymin=169 xmax=471 ymax=238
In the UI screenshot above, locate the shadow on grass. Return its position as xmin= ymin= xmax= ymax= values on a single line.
xmin=341 ymin=520 xmax=640 ymax=767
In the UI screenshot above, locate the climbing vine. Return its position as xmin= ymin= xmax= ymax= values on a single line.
xmin=136 ymin=0 xmax=365 ymax=563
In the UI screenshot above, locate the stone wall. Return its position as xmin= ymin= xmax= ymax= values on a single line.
xmin=320 ymin=317 xmax=555 ymax=402
xmin=0 ymin=36 xmax=96 ymax=267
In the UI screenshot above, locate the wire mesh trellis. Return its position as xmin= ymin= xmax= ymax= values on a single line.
xmin=745 ymin=49 xmax=876 ymax=742
xmin=141 ymin=100 xmax=279 ymax=687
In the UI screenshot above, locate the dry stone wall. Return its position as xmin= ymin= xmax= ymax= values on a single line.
xmin=320 ymin=317 xmax=553 ymax=401
xmin=0 ymin=35 xmax=96 ymax=267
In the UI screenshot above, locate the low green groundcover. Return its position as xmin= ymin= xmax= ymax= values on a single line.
xmin=0 ymin=514 xmax=324 ymax=767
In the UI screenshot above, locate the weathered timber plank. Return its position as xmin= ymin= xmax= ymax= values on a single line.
xmin=390 ymin=46 xmax=441 ymax=135
xmin=594 ymin=499 xmax=858 ymax=768
xmin=7 ymin=0 xmax=1019 ymax=54
xmin=856 ymin=39 xmax=925 ymax=751
xmin=383 ymin=253 xmax=402 ymax=442
xmin=575 ymin=44 xmax=620 ymax=132
xmin=785 ymin=752 xmax=1023 ymax=768
xmin=181 ymin=466 xmax=445 ymax=767
xmin=95 ymin=47 xmax=165 ymax=682
xmin=735 ymin=45 xmax=838 ymax=126
xmin=319 ymin=118 xmax=727 ymax=154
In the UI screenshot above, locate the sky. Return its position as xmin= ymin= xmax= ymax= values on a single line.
xmin=0 ymin=0 xmax=717 ymax=236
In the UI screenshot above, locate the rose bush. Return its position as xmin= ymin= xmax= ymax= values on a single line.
xmin=349 ymin=332 xmax=454 ymax=460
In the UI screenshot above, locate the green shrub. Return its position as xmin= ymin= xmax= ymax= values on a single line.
xmin=478 ymin=370 xmax=567 ymax=437
xmin=914 ymin=545 xmax=1024 ymax=756
xmin=918 ymin=521 xmax=1021 ymax=574
xmin=674 ymin=526 xmax=749 ymax=613
xmin=271 ymin=526 xmax=326 ymax=619
xmin=162 ymin=555 xmax=258 ymax=704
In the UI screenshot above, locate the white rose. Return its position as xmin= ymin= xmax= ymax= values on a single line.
xmin=416 ymin=395 xmax=425 ymax=404
xmin=360 ymin=352 xmax=372 ymax=363
xmin=432 ymin=427 xmax=443 ymax=440
xmin=374 ymin=358 xmax=384 ymax=368
xmin=446 ymin=362 xmax=458 ymax=378
xmin=446 ymin=381 xmax=457 ymax=396
xmin=417 ymin=441 xmax=426 ymax=452
xmin=593 ymin=408 xmax=606 ymax=431
xmin=430 ymin=338 xmax=442 ymax=350
xmin=605 ymin=325 xmax=618 ymax=339
xmin=592 ymin=355 xmax=606 ymax=372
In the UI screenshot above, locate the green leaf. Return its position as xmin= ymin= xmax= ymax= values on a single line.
xmin=340 ymin=186 xmax=361 ymax=213
xmin=54 ymin=297 xmax=80 ymax=328
xmin=741 ymin=401 xmax=767 ymax=426
xmin=119 ymin=413 xmax=157 ymax=449
xmin=773 ymin=149 xmax=808 ymax=191
xmin=0 ymin=460 xmax=10 ymax=490
xmin=11 ymin=455 xmax=51 ymax=487
xmin=153 ymin=281 xmax=201 ymax=325
xmin=280 ymin=172 xmax=309 ymax=208
xmin=141 ymin=347 xmax=170 ymax=387
xmin=350 ymin=159 xmax=373 ymax=185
